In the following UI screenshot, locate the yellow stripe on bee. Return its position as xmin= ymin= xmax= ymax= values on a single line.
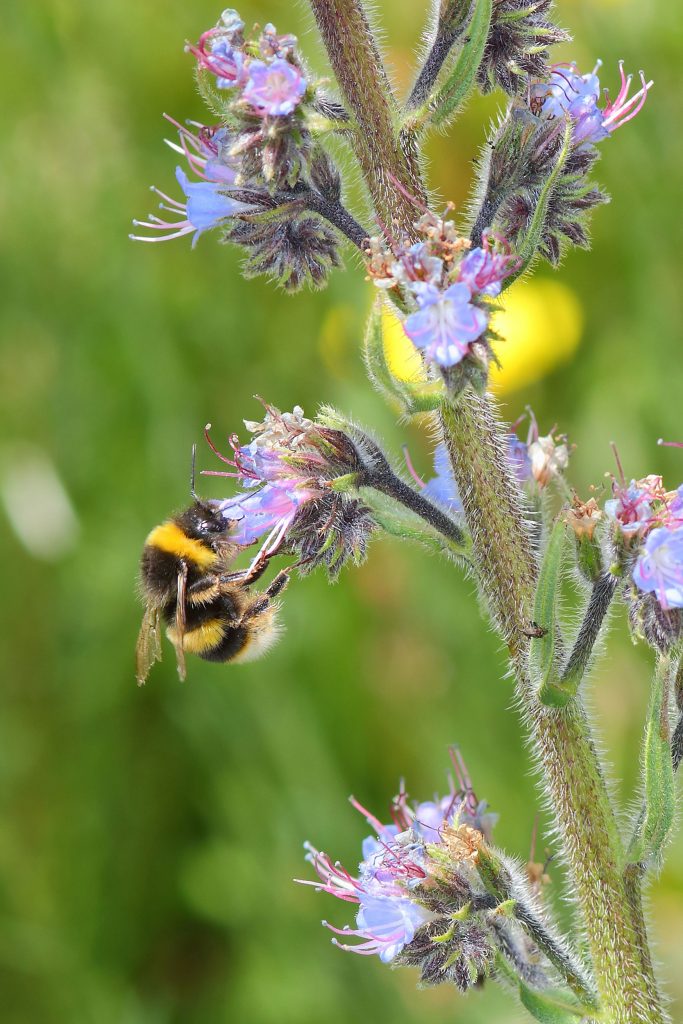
xmin=146 ymin=522 xmax=217 ymax=569
xmin=167 ymin=619 xmax=226 ymax=654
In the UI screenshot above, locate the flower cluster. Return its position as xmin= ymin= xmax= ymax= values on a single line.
xmin=478 ymin=59 xmax=650 ymax=266
xmin=131 ymin=11 xmax=345 ymax=288
xmin=299 ymin=751 xmax=499 ymax=986
xmin=367 ymin=218 xmax=517 ymax=370
xmin=605 ymin=473 xmax=683 ymax=611
xmin=187 ymin=11 xmax=312 ymax=191
xmin=477 ymin=0 xmax=569 ymax=97
xmin=203 ymin=401 xmax=375 ymax=578
xmin=130 ymin=121 xmax=259 ymax=247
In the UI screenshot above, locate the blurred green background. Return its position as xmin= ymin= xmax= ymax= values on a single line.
xmin=1 ymin=1 xmax=682 ymax=1021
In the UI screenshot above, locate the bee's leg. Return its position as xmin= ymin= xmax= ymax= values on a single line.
xmin=220 ymin=556 xmax=272 ymax=587
xmin=240 ymin=566 xmax=294 ymax=623
xmin=187 ymin=576 xmax=220 ymax=598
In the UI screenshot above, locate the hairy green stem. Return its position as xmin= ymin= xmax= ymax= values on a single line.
xmin=406 ymin=0 xmax=473 ymax=111
xmin=439 ymin=391 xmax=666 ymax=1023
xmin=477 ymin=846 xmax=597 ymax=1006
xmin=308 ymin=0 xmax=425 ymax=230
xmin=558 ymin=571 xmax=618 ymax=698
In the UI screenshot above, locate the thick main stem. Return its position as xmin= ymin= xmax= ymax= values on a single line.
xmin=310 ymin=5 xmax=666 ymax=1017
xmin=308 ymin=0 xmax=425 ymax=232
xmin=440 ymin=392 xmax=666 ymax=1023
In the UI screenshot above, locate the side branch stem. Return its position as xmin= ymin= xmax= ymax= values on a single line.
xmin=559 ymin=571 xmax=618 ymax=694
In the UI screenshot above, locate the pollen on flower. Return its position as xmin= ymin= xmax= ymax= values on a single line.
xmin=441 ymin=824 xmax=484 ymax=866
xmin=633 ymin=526 xmax=683 ymax=611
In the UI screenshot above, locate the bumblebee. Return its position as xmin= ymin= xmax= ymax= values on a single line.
xmin=136 ymin=499 xmax=290 ymax=685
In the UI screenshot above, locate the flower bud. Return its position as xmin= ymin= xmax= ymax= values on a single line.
xmin=528 ymin=433 xmax=569 ymax=488
xmin=477 ymin=0 xmax=569 ymax=97
xmin=566 ymin=496 xmax=604 ymax=583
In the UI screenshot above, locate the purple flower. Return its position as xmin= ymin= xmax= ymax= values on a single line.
xmin=130 ymin=167 xmax=254 ymax=246
xmin=203 ymin=403 xmax=368 ymax=569
xmin=457 ymin=239 xmax=515 ymax=298
xmin=218 ymin=481 xmax=311 ymax=546
xmin=187 ymin=16 xmax=246 ymax=89
xmin=354 ymin=895 xmax=430 ymax=963
xmin=163 ymin=118 xmax=239 ymax=185
xmin=211 ymin=39 xmax=245 ymax=89
xmin=507 ymin=435 xmax=532 ymax=484
xmin=403 ymin=282 xmax=488 ymax=367
xmin=533 ymin=60 xmax=652 ymax=146
xmin=633 ymin=526 xmax=683 ymax=610
xmin=669 ymin=485 xmax=683 ymax=518
xmin=421 ymin=444 xmax=461 ymax=510
xmin=259 ymin=22 xmax=299 ymax=60
xmin=605 ymin=481 xmax=654 ymax=537
xmin=241 ymin=58 xmax=306 ymax=117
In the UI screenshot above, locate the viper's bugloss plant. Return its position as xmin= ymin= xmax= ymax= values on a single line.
xmin=131 ymin=5 xmax=682 ymax=1023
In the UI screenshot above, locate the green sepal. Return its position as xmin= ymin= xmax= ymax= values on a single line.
xmin=530 ymin=517 xmax=570 ymax=707
xmin=519 ymin=984 xmax=591 ymax=1023
xmin=628 ymin=654 xmax=677 ymax=866
xmin=494 ymin=955 xmax=592 ymax=1022
xmin=475 ymin=844 xmax=508 ymax=901
xmin=409 ymin=0 xmax=493 ymax=132
xmin=503 ymin=119 xmax=573 ymax=291
xmin=195 ymin=68 xmax=243 ymax=127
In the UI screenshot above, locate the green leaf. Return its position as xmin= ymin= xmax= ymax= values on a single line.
xmin=530 ymin=517 xmax=570 ymax=707
xmin=628 ymin=653 xmax=677 ymax=865
xmin=410 ymin=0 xmax=493 ymax=132
xmin=362 ymin=300 xmax=444 ymax=415
xmin=519 ymin=984 xmax=589 ymax=1023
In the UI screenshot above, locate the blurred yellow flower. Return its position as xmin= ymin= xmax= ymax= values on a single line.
xmin=489 ymin=279 xmax=584 ymax=394
xmin=379 ymin=278 xmax=583 ymax=396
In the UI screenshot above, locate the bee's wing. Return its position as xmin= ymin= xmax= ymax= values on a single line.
xmin=173 ymin=562 xmax=189 ymax=682
xmin=135 ymin=604 xmax=162 ymax=686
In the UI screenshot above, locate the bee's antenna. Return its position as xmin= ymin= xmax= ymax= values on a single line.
xmin=190 ymin=443 xmax=200 ymax=501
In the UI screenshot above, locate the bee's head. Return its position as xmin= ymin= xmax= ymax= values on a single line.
xmin=178 ymin=500 xmax=231 ymax=543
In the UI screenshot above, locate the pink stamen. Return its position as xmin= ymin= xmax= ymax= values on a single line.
xmin=386 ymin=172 xmax=431 ymax=216
xmin=402 ymin=445 xmax=426 ymax=489
xmin=610 ymin=441 xmax=626 ymax=487
xmin=603 ymin=72 xmax=652 ymax=129
xmin=349 ymin=796 xmax=387 ymax=836
xmin=129 ymin=224 xmax=193 ymax=243
xmin=659 ymin=439 xmax=683 ymax=449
